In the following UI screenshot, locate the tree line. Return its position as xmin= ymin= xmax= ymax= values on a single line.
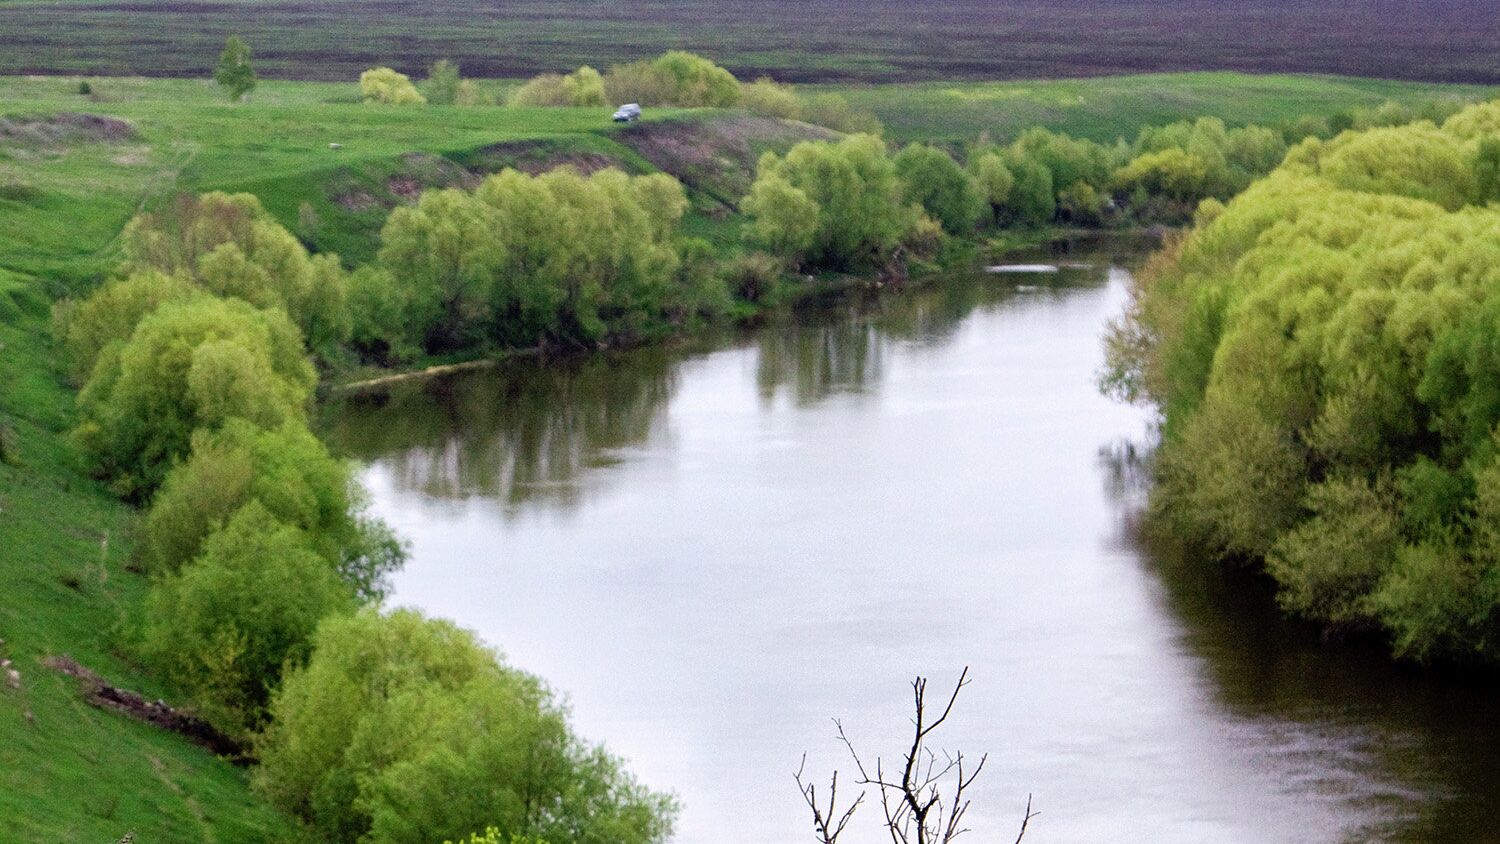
xmin=53 ymin=192 xmax=677 ymax=844
xmin=1103 ymin=98 xmax=1500 ymax=664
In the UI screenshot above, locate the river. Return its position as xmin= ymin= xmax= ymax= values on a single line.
xmin=321 ymin=238 xmax=1500 ymax=844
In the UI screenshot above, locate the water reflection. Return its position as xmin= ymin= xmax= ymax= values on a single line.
xmin=321 ymin=351 xmax=677 ymax=512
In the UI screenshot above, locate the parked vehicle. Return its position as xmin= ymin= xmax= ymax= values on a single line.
xmin=613 ymin=103 xmax=642 ymax=123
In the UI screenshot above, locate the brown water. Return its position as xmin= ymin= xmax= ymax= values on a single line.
xmin=322 ymin=240 xmax=1500 ymax=844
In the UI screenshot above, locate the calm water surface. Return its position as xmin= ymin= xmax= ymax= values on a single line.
xmin=323 ymin=241 xmax=1500 ymax=844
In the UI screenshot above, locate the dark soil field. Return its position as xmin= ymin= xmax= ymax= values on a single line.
xmin=3 ymin=0 xmax=1499 ymax=83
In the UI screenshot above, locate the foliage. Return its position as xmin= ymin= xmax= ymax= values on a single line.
xmin=743 ymin=134 xmax=914 ymax=270
xmin=213 ymin=36 xmax=257 ymax=102
xmin=371 ymin=167 xmax=689 ymax=354
xmin=563 ymin=66 xmax=608 ymax=107
xmin=111 ymin=192 xmax=351 ymax=356
xmin=425 ymin=60 xmax=461 ymax=106
xmin=142 ymin=418 xmax=403 ymax=598
xmin=254 ymin=609 xmax=678 ymax=844
xmin=139 ymin=501 xmax=352 ymax=735
xmin=73 ymin=296 xmax=315 ymax=499
xmin=361 ymin=67 xmax=426 ymax=105
xmin=1105 ymin=97 xmax=1500 ymax=662
xmin=603 ymin=51 xmax=739 ymax=108
xmin=893 ymin=143 xmax=984 ymax=234
xmin=740 ymin=77 xmax=804 ymax=121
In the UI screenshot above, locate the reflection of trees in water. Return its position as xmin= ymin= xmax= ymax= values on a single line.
xmin=1102 ymin=442 xmax=1500 ymax=843
xmin=755 ymin=307 xmax=886 ymax=406
xmin=322 ymin=350 xmax=677 ymax=512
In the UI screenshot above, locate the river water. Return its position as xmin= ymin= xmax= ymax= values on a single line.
xmin=322 ymin=239 xmax=1500 ymax=844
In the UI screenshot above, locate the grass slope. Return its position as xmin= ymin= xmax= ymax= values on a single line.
xmin=2 ymin=0 xmax=1499 ymax=84
xmin=0 ymin=277 xmax=296 ymax=842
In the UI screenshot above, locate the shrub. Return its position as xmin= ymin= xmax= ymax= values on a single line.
xmin=602 ymin=51 xmax=739 ymax=108
xmin=361 ymin=67 xmax=426 ymax=105
xmin=425 ymin=59 xmax=461 ymax=106
xmin=142 ymin=418 xmax=403 ymax=598
xmin=376 ymin=168 xmax=687 ymax=350
xmin=116 ymin=191 xmax=351 ymax=355
xmin=53 ymin=270 xmax=201 ymax=384
xmin=893 ymin=143 xmax=984 ymax=234
xmin=254 ymin=609 xmax=677 ymax=844
xmin=742 ymin=134 xmax=913 ymax=270
xmin=140 ymin=501 xmax=351 ymax=734
xmin=562 ymin=66 xmax=607 ymax=107
xmin=508 ymin=74 xmax=570 ymax=107
xmin=739 ymin=77 xmax=804 ymax=121
xmin=73 ymin=297 xmax=314 ymax=499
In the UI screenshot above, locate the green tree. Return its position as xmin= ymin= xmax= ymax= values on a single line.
xmin=893 ymin=143 xmax=984 ymax=234
xmin=425 ymin=59 xmax=462 ymax=105
xmin=73 ymin=297 xmax=314 ymax=499
xmin=213 ymin=36 xmax=257 ymax=102
xmin=140 ymin=501 xmax=351 ymax=735
xmin=970 ymin=151 xmax=1014 ymax=225
xmin=562 ymin=66 xmax=608 ymax=107
xmin=1104 ymin=96 xmax=1500 ymax=663
xmin=254 ymin=609 xmax=677 ymax=844
xmin=143 ymin=418 xmax=404 ymax=598
xmin=999 ymin=153 xmax=1055 ymax=226
xmin=743 ymin=134 xmax=912 ymax=270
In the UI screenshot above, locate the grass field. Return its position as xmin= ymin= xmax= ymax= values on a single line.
xmin=2 ymin=0 xmax=1499 ymax=85
xmin=0 ymin=69 xmax=1495 ymax=842
xmin=820 ymin=72 xmax=1500 ymax=143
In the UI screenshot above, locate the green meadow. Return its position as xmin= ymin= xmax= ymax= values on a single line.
xmin=818 ymin=72 xmax=1498 ymax=143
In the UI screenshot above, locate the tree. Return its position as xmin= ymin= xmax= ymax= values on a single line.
xmin=361 ymin=67 xmax=427 ymax=105
xmin=425 ymin=59 xmax=461 ymax=105
xmin=254 ymin=608 xmax=677 ymax=844
xmin=114 ymin=191 xmax=351 ymax=357
xmin=999 ymin=153 xmax=1054 ymax=226
xmin=796 ymin=668 xmax=1036 ymax=844
xmin=139 ymin=501 xmax=351 ymax=735
xmin=1103 ymin=97 xmax=1500 ymax=663
xmin=143 ymin=418 xmax=404 ymax=600
xmin=563 ymin=66 xmax=607 ymax=107
xmin=743 ymin=135 xmax=913 ymax=270
xmin=213 ymin=36 xmax=257 ymax=102
xmin=970 ymin=152 xmax=1014 ymax=225
xmin=73 ymin=296 xmax=315 ymax=499
xmin=893 ymin=144 xmax=984 ymax=234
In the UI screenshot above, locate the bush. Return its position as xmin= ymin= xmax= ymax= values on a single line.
xmin=509 ymin=74 xmax=570 ymax=107
xmin=142 ymin=418 xmax=403 ymax=598
xmin=115 ymin=191 xmax=351 ymax=356
xmin=893 ymin=143 xmax=984 ymax=234
xmin=602 ymin=51 xmax=739 ymax=108
xmin=739 ymin=77 xmax=804 ymax=121
xmin=722 ymin=251 xmax=784 ymax=303
xmin=742 ymin=134 xmax=913 ymax=270
xmin=73 ymin=297 xmax=315 ymax=499
xmin=53 ymin=270 xmax=202 ymax=384
xmin=140 ymin=501 xmax=351 ymax=734
xmin=254 ymin=609 xmax=677 ymax=844
xmin=799 ymin=93 xmax=883 ymax=135
xmin=425 ymin=59 xmax=461 ymax=106
xmin=361 ymin=67 xmax=426 ymax=105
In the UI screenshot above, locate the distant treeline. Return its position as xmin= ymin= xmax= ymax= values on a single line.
xmin=1105 ymin=98 xmax=1500 ymax=665
xmin=6 ymin=0 xmax=1500 ymax=84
